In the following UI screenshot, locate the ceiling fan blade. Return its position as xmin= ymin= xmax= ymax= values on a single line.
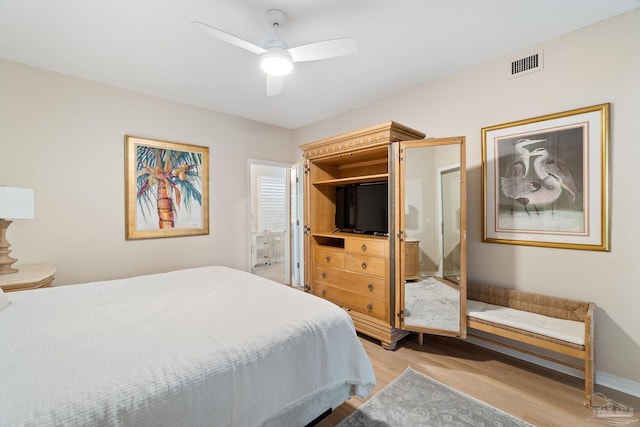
xmin=288 ymin=37 xmax=357 ymax=62
xmin=191 ymin=21 xmax=266 ymax=55
xmin=266 ymin=74 xmax=283 ymax=96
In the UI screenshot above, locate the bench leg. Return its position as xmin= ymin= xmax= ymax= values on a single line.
xmin=584 ymin=346 xmax=595 ymax=407
xmin=584 ymin=311 xmax=596 ymax=408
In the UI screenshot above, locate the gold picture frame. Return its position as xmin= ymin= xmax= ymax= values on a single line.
xmin=481 ymin=103 xmax=610 ymax=251
xmin=125 ymin=136 xmax=209 ymax=240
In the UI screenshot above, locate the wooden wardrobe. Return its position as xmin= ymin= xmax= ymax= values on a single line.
xmin=300 ymin=122 xmax=467 ymax=349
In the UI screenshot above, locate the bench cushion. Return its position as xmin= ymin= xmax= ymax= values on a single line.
xmin=467 ymin=300 xmax=585 ymax=346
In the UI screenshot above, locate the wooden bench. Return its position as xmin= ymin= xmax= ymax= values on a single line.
xmin=466 ymin=282 xmax=596 ymax=407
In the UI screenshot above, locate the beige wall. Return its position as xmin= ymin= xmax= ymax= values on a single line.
xmin=293 ymin=10 xmax=640 ymax=391
xmin=0 ymin=59 xmax=294 ymax=286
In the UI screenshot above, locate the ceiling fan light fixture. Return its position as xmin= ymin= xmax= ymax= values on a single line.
xmin=194 ymin=9 xmax=357 ymax=95
xmin=260 ymin=47 xmax=293 ymax=76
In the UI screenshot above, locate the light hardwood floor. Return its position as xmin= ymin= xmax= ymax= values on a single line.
xmin=317 ymin=333 xmax=640 ymax=427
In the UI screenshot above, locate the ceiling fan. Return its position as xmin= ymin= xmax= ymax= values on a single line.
xmin=192 ymin=9 xmax=357 ymax=96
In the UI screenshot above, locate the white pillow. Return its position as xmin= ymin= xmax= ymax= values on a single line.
xmin=0 ymin=287 xmax=10 ymax=311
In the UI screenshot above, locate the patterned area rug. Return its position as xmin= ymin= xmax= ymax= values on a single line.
xmin=337 ymin=367 xmax=533 ymax=427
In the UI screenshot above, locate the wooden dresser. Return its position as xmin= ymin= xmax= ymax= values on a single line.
xmin=313 ymin=234 xmax=388 ymax=322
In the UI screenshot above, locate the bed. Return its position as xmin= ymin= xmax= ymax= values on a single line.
xmin=0 ymin=266 xmax=376 ymax=427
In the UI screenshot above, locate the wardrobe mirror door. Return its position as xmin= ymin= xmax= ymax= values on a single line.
xmin=402 ymin=143 xmax=462 ymax=333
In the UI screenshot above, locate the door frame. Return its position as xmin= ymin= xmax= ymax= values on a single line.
xmin=437 ymin=164 xmax=461 ymax=278
xmin=247 ymin=159 xmax=292 ymax=284
xmin=290 ymin=161 xmax=305 ymax=289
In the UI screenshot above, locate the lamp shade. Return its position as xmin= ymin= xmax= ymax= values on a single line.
xmin=0 ymin=187 xmax=34 ymax=219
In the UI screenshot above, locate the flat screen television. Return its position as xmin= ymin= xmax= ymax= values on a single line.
xmin=335 ymin=181 xmax=388 ymax=235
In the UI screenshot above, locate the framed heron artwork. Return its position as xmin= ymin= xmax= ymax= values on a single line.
xmin=481 ymin=103 xmax=610 ymax=251
xmin=125 ymin=136 xmax=209 ymax=240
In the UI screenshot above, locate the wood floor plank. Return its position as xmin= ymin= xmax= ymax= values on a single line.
xmin=317 ymin=333 xmax=640 ymax=426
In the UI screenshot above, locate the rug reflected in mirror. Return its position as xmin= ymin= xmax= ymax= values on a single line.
xmin=404 ymin=277 xmax=460 ymax=331
xmin=337 ymin=367 xmax=533 ymax=427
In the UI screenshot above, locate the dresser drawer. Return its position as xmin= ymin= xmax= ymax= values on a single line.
xmin=345 ymin=253 xmax=386 ymax=277
xmin=314 ymin=268 xmax=386 ymax=299
xmin=345 ymin=239 xmax=386 ymax=257
xmin=314 ymin=247 xmax=345 ymax=269
xmin=313 ymin=283 xmax=386 ymax=321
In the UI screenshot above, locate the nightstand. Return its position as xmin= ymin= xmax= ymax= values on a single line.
xmin=0 ymin=263 xmax=56 ymax=292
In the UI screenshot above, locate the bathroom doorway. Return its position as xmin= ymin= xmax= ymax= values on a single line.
xmin=249 ymin=160 xmax=289 ymax=284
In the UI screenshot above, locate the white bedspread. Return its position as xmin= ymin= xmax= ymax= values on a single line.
xmin=0 ymin=266 xmax=375 ymax=427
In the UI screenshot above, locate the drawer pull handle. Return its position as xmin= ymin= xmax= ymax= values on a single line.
xmin=321 ymin=272 xmax=327 ymax=279
xmin=367 ymin=303 xmax=373 ymax=313
xmin=368 ymin=283 xmax=374 ymax=292
xmin=361 ymin=244 xmax=367 ymax=252
xmin=322 ymin=289 xmax=326 ymax=297
xmin=326 ymin=256 xmax=331 ymax=263
xmin=361 ymin=261 xmax=367 ymax=270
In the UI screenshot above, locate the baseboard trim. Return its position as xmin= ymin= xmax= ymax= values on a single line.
xmin=597 ymin=371 xmax=640 ymax=398
xmin=464 ymin=336 xmax=640 ymax=398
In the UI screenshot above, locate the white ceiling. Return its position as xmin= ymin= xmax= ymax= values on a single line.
xmin=1 ymin=1 xmax=638 ymax=129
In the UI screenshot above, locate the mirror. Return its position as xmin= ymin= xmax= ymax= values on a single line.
xmin=401 ymin=141 xmax=465 ymax=334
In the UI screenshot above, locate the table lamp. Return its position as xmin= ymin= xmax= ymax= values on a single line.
xmin=0 ymin=187 xmax=34 ymax=275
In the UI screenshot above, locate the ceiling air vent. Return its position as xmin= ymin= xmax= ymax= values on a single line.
xmin=508 ymin=49 xmax=543 ymax=79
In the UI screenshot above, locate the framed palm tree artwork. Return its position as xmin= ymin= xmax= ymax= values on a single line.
xmin=125 ymin=136 xmax=209 ymax=240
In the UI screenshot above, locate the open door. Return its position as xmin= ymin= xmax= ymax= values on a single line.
xmin=395 ymin=137 xmax=467 ymax=338
xmin=290 ymin=161 xmax=305 ymax=290
xmin=248 ymin=160 xmax=290 ymax=285
xmin=301 ymin=159 xmax=311 ymax=293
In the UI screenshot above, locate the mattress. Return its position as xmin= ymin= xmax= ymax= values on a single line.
xmin=0 ymin=266 xmax=376 ymax=426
